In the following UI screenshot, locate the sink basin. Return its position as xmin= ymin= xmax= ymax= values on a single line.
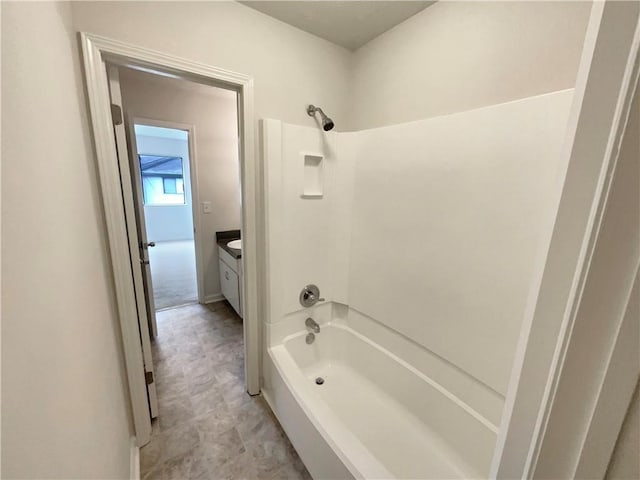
xmin=227 ymin=239 xmax=242 ymax=250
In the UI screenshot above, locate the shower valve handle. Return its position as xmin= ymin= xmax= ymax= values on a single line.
xmin=300 ymin=284 xmax=325 ymax=307
xmin=306 ymin=292 xmax=325 ymax=303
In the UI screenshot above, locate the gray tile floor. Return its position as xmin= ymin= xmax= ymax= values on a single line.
xmin=141 ymin=302 xmax=311 ymax=480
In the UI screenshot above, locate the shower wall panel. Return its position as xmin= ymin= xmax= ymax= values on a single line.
xmin=263 ymin=122 xmax=354 ymax=323
xmin=346 ymin=90 xmax=575 ymax=397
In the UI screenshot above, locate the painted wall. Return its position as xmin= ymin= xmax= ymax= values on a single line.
xmin=120 ymin=69 xmax=240 ymax=302
xmin=607 ymin=378 xmax=640 ymax=479
xmin=72 ymin=1 xmax=589 ymax=133
xmin=71 ymin=0 xmax=352 ymax=130
xmin=350 ymin=1 xmax=591 ymax=130
xmin=1 ymin=2 xmax=133 ymax=478
xmin=135 ymin=134 xmax=194 ymax=242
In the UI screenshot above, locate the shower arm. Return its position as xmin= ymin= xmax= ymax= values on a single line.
xmin=307 ymin=105 xmax=324 ymax=117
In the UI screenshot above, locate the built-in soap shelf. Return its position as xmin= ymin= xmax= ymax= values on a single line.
xmin=301 ymin=152 xmax=324 ymax=198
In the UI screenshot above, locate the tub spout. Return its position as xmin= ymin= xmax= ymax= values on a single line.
xmin=305 ymin=317 xmax=320 ymax=333
xmin=306 ymin=333 xmax=316 ymax=344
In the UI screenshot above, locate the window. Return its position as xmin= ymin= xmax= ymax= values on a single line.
xmin=138 ymin=155 xmax=186 ymax=205
xmin=163 ymin=178 xmax=177 ymax=194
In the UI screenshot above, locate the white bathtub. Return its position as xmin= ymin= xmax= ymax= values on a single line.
xmin=263 ymin=312 xmax=497 ymax=479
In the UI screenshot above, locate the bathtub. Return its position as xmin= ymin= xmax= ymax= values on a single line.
xmin=263 ymin=309 xmax=497 ymax=479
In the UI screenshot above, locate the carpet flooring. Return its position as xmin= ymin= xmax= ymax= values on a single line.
xmin=148 ymin=240 xmax=198 ymax=310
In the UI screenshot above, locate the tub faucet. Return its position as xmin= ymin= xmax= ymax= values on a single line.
xmin=305 ymin=317 xmax=320 ymax=333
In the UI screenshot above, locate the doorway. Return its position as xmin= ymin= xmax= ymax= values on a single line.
xmin=112 ymin=62 xmax=246 ymax=409
xmin=81 ymin=33 xmax=261 ymax=447
xmin=133 ymin=124 xmax=199 ymax=312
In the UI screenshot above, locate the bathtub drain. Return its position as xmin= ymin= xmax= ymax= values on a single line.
xmin=315 ymin=377 xmax=325 ymax=385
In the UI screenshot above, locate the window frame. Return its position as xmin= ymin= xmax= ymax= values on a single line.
xmin=138 ymin=154 xmax=186 ymax=205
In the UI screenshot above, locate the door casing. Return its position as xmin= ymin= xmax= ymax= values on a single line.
xmin=80 ymin=33 xmax=261 ymax=447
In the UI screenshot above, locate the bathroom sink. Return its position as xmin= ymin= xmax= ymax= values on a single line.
xmin=227 ymin=239 xmax=242 ymax=250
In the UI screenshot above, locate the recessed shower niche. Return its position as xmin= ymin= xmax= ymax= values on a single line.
xmin=301 ymin=152 xmax=324 ymax=198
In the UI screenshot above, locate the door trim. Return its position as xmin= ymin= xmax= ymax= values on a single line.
xmin=129 ymin=117 xmax=205 ymax=307
xmin=80 ymin=33 xmax=261 ymax=446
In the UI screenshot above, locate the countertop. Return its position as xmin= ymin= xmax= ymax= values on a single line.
xmin=216 ymin=229 xmax=241 ymax=259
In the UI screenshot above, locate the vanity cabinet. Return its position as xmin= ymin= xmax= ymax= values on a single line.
xmin=219 ymin=246 xmax=242 ymax=317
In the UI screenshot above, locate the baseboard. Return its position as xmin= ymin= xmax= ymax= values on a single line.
xmin=130 ymin=436 xmax=140 ymax=480
xmin=204 ymin=293 xmax=225 ymax=304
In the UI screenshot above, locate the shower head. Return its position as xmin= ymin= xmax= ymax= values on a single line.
xmin=307 ymin=104 xmax=335 ymax=131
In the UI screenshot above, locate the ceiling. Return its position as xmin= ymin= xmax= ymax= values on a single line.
xmin=239 ymin=1 xmax=435 ymax=51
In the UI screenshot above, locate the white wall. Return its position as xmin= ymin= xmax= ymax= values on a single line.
xmin=71 ymin=0 xmax=352 ymax=129
xmin=350 ymin=1 xmax=591 ymax=130
xmin=1 ymin=2 xmax=133 ymax=478
xmin=135 ymin=134 xmax=194 ymax=242
xmin=120 ymin=69 xmax=240 ymax=302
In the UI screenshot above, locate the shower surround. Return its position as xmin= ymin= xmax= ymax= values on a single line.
xmin=261 ymin=89 xmax=574 ymax=478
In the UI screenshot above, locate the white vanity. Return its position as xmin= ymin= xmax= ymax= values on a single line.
xmin=218 ymin=240 xmax=243 ymax=318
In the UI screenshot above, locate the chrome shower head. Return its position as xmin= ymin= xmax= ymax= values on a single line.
xmin=307 ymin=104 xmax=335 ymax=131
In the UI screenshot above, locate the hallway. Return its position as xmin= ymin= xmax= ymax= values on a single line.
xmin=141 ymin=302 xmax=310 ymax=480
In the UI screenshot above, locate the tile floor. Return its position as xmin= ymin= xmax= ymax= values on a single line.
xmin=141 ymin=301 xmax=311 ymax=480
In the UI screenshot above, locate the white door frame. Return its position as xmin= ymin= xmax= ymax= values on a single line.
xmin=129 ymin=117 xmax=205 ymax=307
xmin=80 ymin=33 xmax=261 ymax=446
